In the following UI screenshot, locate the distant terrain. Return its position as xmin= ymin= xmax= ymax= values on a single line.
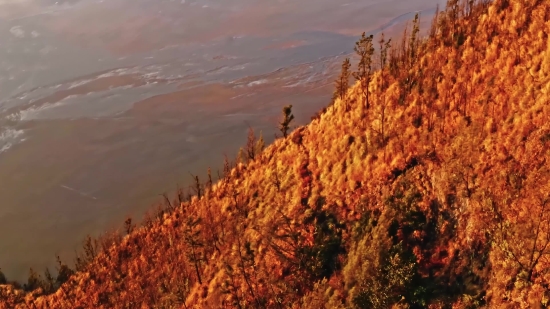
xmin=0 ymin=0 xmax=445 ymax=282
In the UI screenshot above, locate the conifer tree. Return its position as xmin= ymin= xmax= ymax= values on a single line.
xmin=279 ymin=105 xmax=294 ymax=138
xmin=183 ymin=216 xmax=204 ymax=285
xmin=376 ymin=33 xmax=392 ymax=150
xmin=237 ymin=147 xmax=246 ymax=164
xmin=191 ymin=174 xmax=202 ymax=199
xmin=42 ymin=268 xmax=55 ymax=294
xmin=54 ymin=255 xmax=74 ymax=288
xmin=353 ymin=33 xmax=375 ymax=109
xmin=24 ymin=268 xmax=42 ymax=292
xmin=379 ymin=33 xmax=392 ymax=72
xmin=206 ymin=167 xmax=213 ymax=191
xmin=255 ymin=131 xmax=265 ymax=156
xmin=75 ymin=235 xmax=98 ymax=272
xmin=333 ymin=58 xmax=352 ymax=105
xmin=246 ymin=127 xmax=256 ymax=162
xmin=124 ymin=217 xmax=135 ymax=235
xmin=409 ymin=13 xmax=421 ymax=66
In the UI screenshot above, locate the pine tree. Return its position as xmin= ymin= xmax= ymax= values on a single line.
xmin=378 ymin=33 xmax=392 ymax=97
xmin=279 ymin=105 xmax=294 ymax=138
xmin=246 ymin=127 xmax=256 ymax=162
xmin=24 ymin=268 xmax=42 ymax=292
xmin=124 ymin=217 xmax=135 ymax=235
xmin=374 ymin=33 xmax=392 ymax=153
xmin=255 ymin=131 xmax=265 ymax=156
xmin=55 ymin=255 xmax=75 ymax=288
xmin=190 ymin=174 xmax=202 ymax=199
xmin=353 ymin=33 xmax=375 ymax=109
xmin=237 ymin=147 xmax=246 ymax=164
xmin=43 ymin=268 xmax=55 ymax=294
xmin=409 ymin=13 xmax=421 ymax=66
xmin=334 ymin=58 xmax=352 ymax=106
xmin=183 ymin=216 xmax=204 ymax=285
xmin=75 ymin=235 xmax=98 ymax=272
xmin=0 ymin=268 xmax=6 ymax=284
xmin=207 ymin=167 xmax=213 ymax=191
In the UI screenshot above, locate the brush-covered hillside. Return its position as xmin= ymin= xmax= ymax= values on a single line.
xmin=2 ymin=0 xmax=550 ymax=308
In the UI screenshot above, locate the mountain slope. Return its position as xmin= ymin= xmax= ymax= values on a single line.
xmin=1 ymin=0 xmax=550 ymax=308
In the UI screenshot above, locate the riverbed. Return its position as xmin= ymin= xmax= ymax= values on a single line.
xmin=0 ymin=0 xmax=446 ymax=282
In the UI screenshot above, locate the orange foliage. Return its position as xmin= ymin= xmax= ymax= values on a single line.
xmin=2 ymin=0 xmax=550 ymax=308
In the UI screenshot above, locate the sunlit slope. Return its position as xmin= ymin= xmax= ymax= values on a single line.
xmin=2 ymin=0 xmax=550 ymax=308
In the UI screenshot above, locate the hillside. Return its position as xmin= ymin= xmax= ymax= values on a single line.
xmin=1 ymin=0 xmax=550 ymax=308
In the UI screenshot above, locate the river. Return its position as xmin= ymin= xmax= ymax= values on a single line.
xmin=0 ymin=0 xmax=446 ymax=282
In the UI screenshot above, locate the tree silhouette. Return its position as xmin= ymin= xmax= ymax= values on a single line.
xmin=279 ymin=105 xmax=294 ymax=138
xmin=0 ymin=269 xmax=6 ymax=285
xmin=353 ymin=32 xmax=375 ymax=109
xmin=334 ymin=58 xmax=352 ymax=107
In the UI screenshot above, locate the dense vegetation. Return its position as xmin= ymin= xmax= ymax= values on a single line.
xmin=1 ymin=0 xmax=549 ymax=307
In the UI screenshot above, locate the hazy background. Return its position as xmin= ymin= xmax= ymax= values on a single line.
xmin=0 ymin=0 xmax=446 ymax=281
